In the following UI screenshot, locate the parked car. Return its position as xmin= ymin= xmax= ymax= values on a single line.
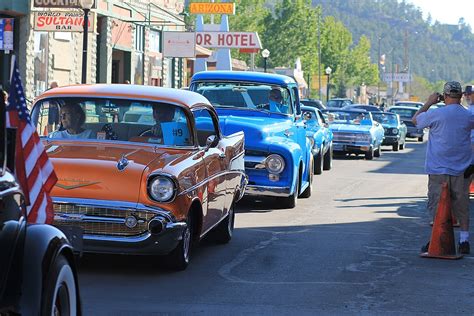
xmin=327 ymin=98 xmax=354 ymax=108
xmin=322 ymin=109 xmax=385 ymax=160
xmin=301 ymin=98 xmax=326 ymax=110
xmin=0 ymin=102 xmax=81 ymax=314
xmin=371 ymin=112 xmax=407 ymax=151
xmin=342 ymin=104 xmax=382 ymax=112
xmin=31 ymin=84 xmax=247 ymax=270
xmin=387 ymin=106 xmax=424 ymax=141
xmin=301 ymin=105 xmax=333 ymax=174
xmin=394 ymin=101 xmax=423 ymax=108
xmin=190 ymin=71 xmax=313 ymax=208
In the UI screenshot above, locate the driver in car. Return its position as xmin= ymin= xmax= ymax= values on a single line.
xmin=268 ymin=88 xmax=289 ymax=113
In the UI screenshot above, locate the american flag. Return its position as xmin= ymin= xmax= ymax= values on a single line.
xmin=6 ymin=57 xmax=57 ymax=224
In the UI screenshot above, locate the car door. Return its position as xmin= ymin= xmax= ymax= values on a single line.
xmin=192 ymin=108 xmax=227 ymax=234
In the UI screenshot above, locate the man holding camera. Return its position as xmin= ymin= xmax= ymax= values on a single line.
xmin=412 ymin=81 xmax=474 ymax=254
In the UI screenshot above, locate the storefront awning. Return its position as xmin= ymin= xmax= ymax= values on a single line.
xmin=195 ymin=45 xmax=212 ymax=58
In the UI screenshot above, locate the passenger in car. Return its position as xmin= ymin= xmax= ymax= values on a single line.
xmin=48 ymin=103 xmax=96 ymax=139
xmin=140 ymin=106 xmax=190 ymax=145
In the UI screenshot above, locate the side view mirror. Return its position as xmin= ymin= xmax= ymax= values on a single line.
xmin=206 ymin=134 xmax=218 ymax=148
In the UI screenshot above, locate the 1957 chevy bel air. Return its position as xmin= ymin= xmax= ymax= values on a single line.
xmin=322 ymin=109 xmax=384 ymax=160
xmin=190 ymin=71 xmax=313 ymax=208
xmin=31 ymin=84 xmax=247 ymax=270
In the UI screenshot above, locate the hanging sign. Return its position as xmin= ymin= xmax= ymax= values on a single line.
xmin=163 ymin=32 xmax=196 ymax=58
xmin=189 ymin=3 xmax=235 ymax=15
xmin=0 ymin=18 xmax=14 ymax=51
xmin=33 ymin=0 xmax=97 ymax=9
xmin=34 ymin=11 xmax=95 ymax=32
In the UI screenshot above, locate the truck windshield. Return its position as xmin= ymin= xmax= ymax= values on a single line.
xmin=193 ymin=82 xmax=293 ymax=115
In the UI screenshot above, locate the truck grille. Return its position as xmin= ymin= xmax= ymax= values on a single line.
xmin=333 ymin=132 xmax=357 ymax=143
xmin=53 ymin=203 xmax=155 ymax=236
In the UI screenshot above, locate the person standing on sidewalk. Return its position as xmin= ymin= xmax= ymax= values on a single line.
xmin=412 ymin=81 xmax=474 ymax=254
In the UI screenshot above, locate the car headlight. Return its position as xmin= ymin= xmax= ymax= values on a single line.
xmin=392 ymin=128 xmax=399 ymax=135
xmin=148 ymin=176 xmax=176 ymax=202
xmin=265 ymin=154 xmax=285 ymax=174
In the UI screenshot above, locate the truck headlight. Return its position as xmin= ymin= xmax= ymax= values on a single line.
xmin=148 ymin=176 xmax=176 ymax=202
xmin=392 ymin=128 xmax=399 ymax=135
xmin=265 ymin=154 xmax=285 ymax=174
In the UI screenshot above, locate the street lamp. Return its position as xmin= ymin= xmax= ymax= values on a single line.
xmin=325 ymin=66 xmax=332 ymax=103
xmin=80 ymin=0 xmax=94 ymax=84
xmin=261 ymin=49 xmax=270 ymax=73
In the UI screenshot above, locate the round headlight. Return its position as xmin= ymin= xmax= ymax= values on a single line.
xmin=392 ymin=128 xmax=399 ymax=135
xmin=265 ymin=154 xmax=285 ymax=174
xmin=148 ymin=176 xmax=175 ymax=202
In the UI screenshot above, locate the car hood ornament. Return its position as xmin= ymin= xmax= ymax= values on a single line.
xmin=117 ymin=155 xmax=129 ymax=171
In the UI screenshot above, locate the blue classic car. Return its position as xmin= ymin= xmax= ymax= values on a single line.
xmin=301 ymin=105 xmax=333 ymax=174
xmin=371 ymin=112 xmax=407 ymax=151
xmin=387 ymin=106 xmax=424 ymax=142
xmin=190 ymin=71 xmax=313 ymax=208
xmin=322 ymin=109 xmax=385 ymax=160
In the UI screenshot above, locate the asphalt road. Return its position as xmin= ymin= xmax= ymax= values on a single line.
xmin=78 ymin=139 xmax=474 ymax=315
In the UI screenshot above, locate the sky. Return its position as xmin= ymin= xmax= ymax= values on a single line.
xmin=405 ymin=0 xmax=474 ymax=28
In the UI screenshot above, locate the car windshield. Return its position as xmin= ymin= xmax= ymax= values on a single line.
xmin=327 ymin=99 xmax=353 ymax=108
xmin=395 ymin=102 xmax=422 ymax=108
xmin=388 ymin=108 xmax=417 ymax=118
xmin=371 ymin=113 xmax=398 ymax=125
xmin=31 ymin=97 xmax=192 ymax=146
xmin=194 ymin=82 xmax=293 ymax=115
xmin=323 ymin=110 xmax=372 ymax=125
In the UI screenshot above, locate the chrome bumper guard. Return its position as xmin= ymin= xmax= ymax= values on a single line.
xmin=245 ymin=185 xmax=291 ymax=197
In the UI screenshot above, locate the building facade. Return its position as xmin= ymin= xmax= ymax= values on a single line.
xmin=0 ymin=0 xmax=186 ymax=101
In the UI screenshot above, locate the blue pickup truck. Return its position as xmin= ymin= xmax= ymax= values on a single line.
xmin=190 ymin=71 xmax=313 ymax=208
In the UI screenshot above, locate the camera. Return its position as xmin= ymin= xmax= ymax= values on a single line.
xmin=437 ymin=93 xmax=444 ymax=102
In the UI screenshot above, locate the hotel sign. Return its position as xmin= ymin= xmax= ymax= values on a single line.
xmin=33 ymin=0 xmax=97 ymax=9
xmin=195 ymin=32 xmax=261 ymax=49
xmin=189 ymin=3 xmax=235 ymax=15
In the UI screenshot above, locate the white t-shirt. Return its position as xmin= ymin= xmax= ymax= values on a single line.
xmin=48 ymin=129 xmax=95 ymax=139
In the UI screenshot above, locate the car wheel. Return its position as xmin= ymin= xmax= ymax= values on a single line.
xmin=314 ymin=151 xmax=323 ymax=175
xmin=41 ymin=254 xmax=77 ymax=316
xmin=365 ymin=147 xmax=374 ymax=160
xmin=279 ymin=174 xmax=299 ymax=208
xmin=301 ymin=158 xmax=313 ymax=198
xmin=167 ymin=215 xmax=193 ymax=270
xmin=214 ymin=203 xmax=235 ymax=244
xmin=418 ymin=136 xmax=424 ymax=142
xmin=392 ymin=142 xmax=399 ymax=151
xmin=323 ymin=144 xmax=333 ymax=170
xmin=374 ymin=145 xmax=381 ymax=157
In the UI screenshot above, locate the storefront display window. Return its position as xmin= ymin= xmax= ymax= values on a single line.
xmin=33 ymin=32 xmax=49 ymax=96
xmin=134 ymin=52 xmax=143 ymax=85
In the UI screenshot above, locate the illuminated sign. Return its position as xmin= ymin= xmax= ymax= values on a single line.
xmin=189 ymin=3 xmax=235 ymax=15
xmin=33 ymin=0 xmax=97 ymax=9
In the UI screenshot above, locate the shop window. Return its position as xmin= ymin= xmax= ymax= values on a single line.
xmin=149 ymin=30 xmax=161 ymax=53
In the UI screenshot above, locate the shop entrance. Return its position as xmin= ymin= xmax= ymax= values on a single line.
xmin=111 ymin=49 xmax=131 ymax=84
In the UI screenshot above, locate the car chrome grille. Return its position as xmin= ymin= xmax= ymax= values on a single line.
xmin=333 ymin=132 xmax=357 ymax=143
xmin=53 ymin=203 xmax=155 ymax=236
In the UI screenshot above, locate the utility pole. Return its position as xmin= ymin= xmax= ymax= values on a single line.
xmin=318 ymin=10 xmax=322 ymax=101
xmin=377 ymin=36 xmax=381 ymax=103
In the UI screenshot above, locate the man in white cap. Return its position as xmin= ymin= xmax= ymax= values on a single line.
xmin=412 ymin=81 xmax=474 ymax=254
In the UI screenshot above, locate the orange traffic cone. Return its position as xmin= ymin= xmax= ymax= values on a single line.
xmin=421 ymin=182 xmax=463 ymax=259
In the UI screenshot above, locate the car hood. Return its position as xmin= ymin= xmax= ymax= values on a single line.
xmin=328 ymin=123 xmax=371 ymax=133
xmin=44 ymin=141 xmax=186 ymax=203
xmin=217 ymin=110 xmax=294 ymax=144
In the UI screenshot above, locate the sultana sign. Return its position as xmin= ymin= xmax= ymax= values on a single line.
xmin=189 ymin=2 xmax=235 ymax=15
xmin=34 ymin=11 xmax=95 ymax=32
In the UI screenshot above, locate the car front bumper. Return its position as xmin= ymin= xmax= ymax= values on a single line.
xmin=332 ymin=142 xmax=372 ymax=153
xmin=245 ymin=185 xmax=291 ymax=197
xmin=382 ymin=135 xmax=401 ymax=145
xmin=53 ymin=198 xmax=186 ymax=255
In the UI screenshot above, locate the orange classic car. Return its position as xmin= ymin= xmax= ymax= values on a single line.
xmin=30 ymin=84 xmax=247 ymax=270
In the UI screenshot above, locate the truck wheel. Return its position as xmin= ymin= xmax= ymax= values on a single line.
xmin=392 ymin=142 xmax=399 ymax=151
xmin=301 ymin=159 xmax=313 ymax=198
xmin=365 ymin=148 xmax=374 ymax=160
xmin=323 ymin=145 xmax=333 ymax=170
xmin=418 ymin=136 xmax=424 ymax=142
xmin=41 ymin=255 xmax=77 ymax=316
xmin=400 ymin=142 xmax=405 ymax=150
xmin=279 ymin=174 xmax=299 ymax=208
xmin=167 ymin=215 xmax=193 ymax=270
xmin=314 ymin=152 xmax=323 ymax=175
xmin=214 ymin=203 xmax=235 ymax=244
